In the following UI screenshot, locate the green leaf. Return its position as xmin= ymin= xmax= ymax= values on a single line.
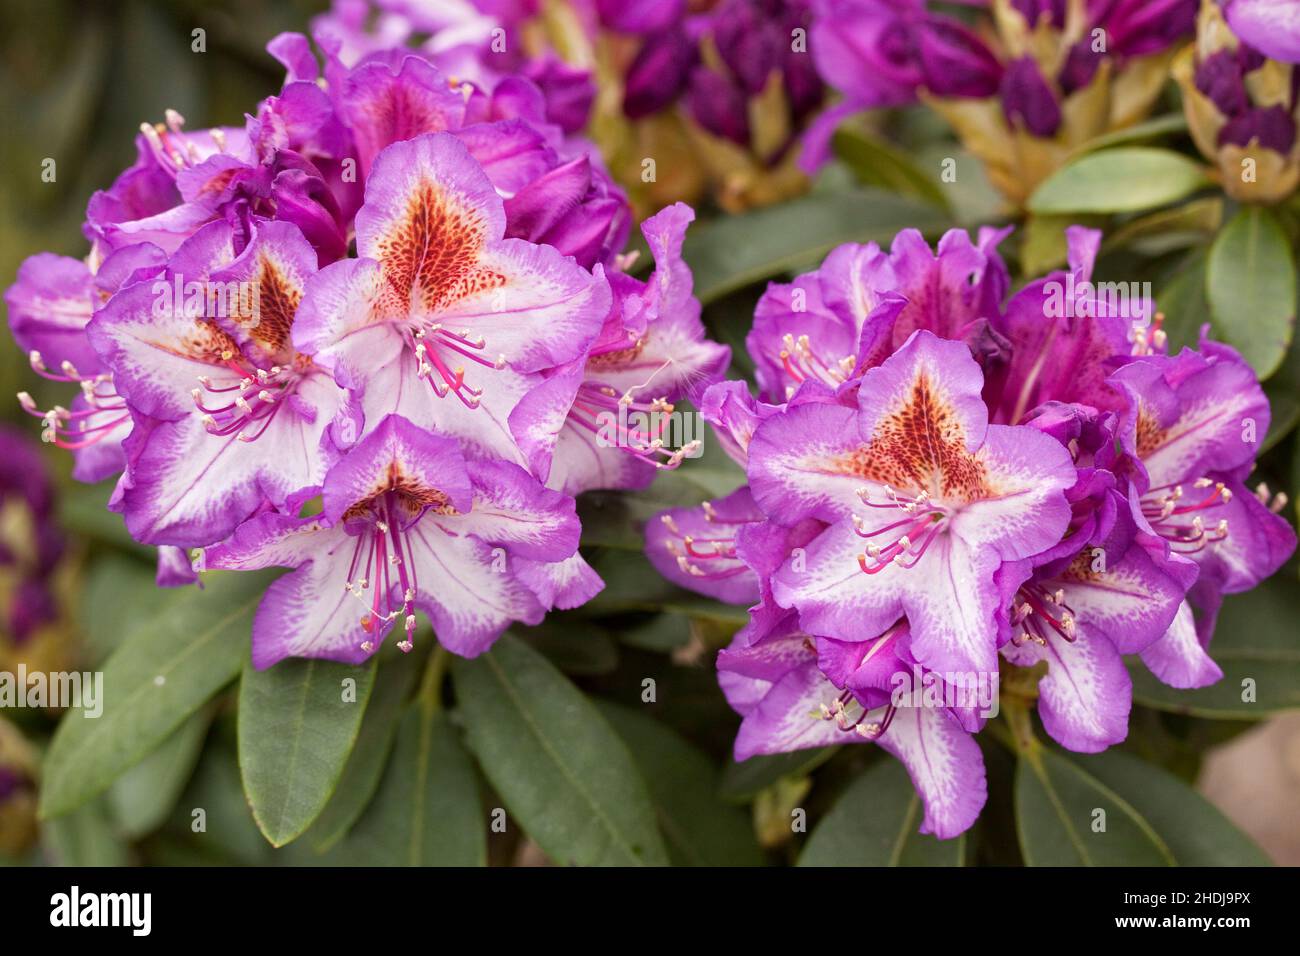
xmin=307 ymin=652 xmax=421 ymax=851
xmin=1156 ymin=247 xmax=1212 ymax=353
xmin=799 ymin=759 xmax=965 ymax=866
xmin=1102 ymin=196 xmax=1224 ymax=257
xmin=1068 ymin=114 xmax=1190 ymax=157
xmin=335 ymin=705 xmax=485 ymax=866
xmin=683 ymin=189 xmax=951 ymax=305
xmin=598 ymin=701 xmax=764 ymax=866
xmin=1015 ymin=749 xmax=1176 ymax=866
xmin=1074 ymin=750 xmax=1269 ymax=865
xmin=42 ymin=797 xmax=129 ymax=867
xmin=1129 ymin=567 xmax=1300 ymax=718
xmin=1206 ymin=206 xmax=1297 ymax=378
xmin=453 ymin=634 xmax=669 ymax=866
xmin=107 ymin=707 xmax=211 ymax=839
xmin=719 ymin=747 xmax=838 ymax=802
xmin=39 ymin=570 xmax=274 ymax=819
xmin=1028 ymin=148 xmax=1209 ymax=214
xmin=832 ymin=126 xmax=950 ymax=211
xmin=79 ymin=554 xmax=172 ymax=665
xmin=238 ymin=655 xmax=377 ymax=847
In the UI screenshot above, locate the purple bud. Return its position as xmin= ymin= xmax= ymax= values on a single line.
xmin=1099 ymin=0 xmax=1198 ymax=57
xmin=1001 ymin=56 xmax=1062 ymax=137
xmin=524 ymin=56 xmax=596 ymax=135
xmin=714 ymin=0 xmax=785 ymax=95
xmin=1195 ymin=49 xmax=1251 ymax=117
xmin=918 ymin=18 xmax=1003 ymax=98
xmin=624 ymin=28 xmax=698 ymax=118
xmin=1012 ymin=0 xmax=1067 ymax=28
xmin=1219 ymin=104 xmax=1298 ymax=153
xmin=0 ymin=767 xmax=23 ymax=803
xmin=503 ymin=156 xmax=630 ymax=269
xmin=1059 ymin=40 xmax=1102 ymax=95
xmin=687 ymin=66 xmax=752 ymax=145
xmin=597 ymin=0 xmax=686 ymax=34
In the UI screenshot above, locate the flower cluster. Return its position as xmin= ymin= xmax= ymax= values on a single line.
xmin=645 ymin=225 xmax=1295 ymax=838
xmin=806 ymin=0 xmax=1198 ymax=203
xmin=1176 ymin=0 xmax=1300 ymax=203
xmin=5 ymin=32 xmax=728 ymax=669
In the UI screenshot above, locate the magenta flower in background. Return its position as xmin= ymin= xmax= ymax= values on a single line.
xmin=1222 ymin=0 xmax=1300 ymax=63
xmin=0 ymin=426 xmax=64 ymax=644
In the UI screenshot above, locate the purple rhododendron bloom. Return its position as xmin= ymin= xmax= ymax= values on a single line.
xmin=748 ymin=330 xmax=1076 ymax=678
xmin=1223 ymin=0 xmax=1300 ymax=63
xmin=203 ymin=414 xmax=598 ymax=668
xmin=718 ymin=620 xmax=988 ymax=838
xmin=512 ymin=202 xmax=730 ymax=495
xmin=4 ymin=25 xmax=729 ymax=672
xmin=295 ymin=131 xmax=610 ymax=468
xmin=89 ymin=219 xmax=349 ymax=548
xmin=644 ymin=223 xmax=1295 ymax=838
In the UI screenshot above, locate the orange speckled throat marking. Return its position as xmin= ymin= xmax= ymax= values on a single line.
xmin=344 ymin=460 xmax=457 ymax=522
xmin=1134 ymin=406 xmax=1164 ymax=460
xmin=376 ymin=180 xmax=505 ymax=315
xmin=835 ymin=373 xmax=989 ymax=500
xmin=238 ymin=255 xmax=300 ymax=359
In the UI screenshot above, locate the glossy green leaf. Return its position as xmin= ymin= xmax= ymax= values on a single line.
xmin=1028 ymin=148 xmax=1209 ymax=214
xmin=1015 ymin=749 xmax=1176 ymax=866
xmin=599 ymin=701 xmax=764 ymax=866
xmin=800 ymin=759 xmax=965 ymax=866
xmin=43 ymin=797 xmax=129 ymax=867
xmin=1074 ymin=750 xmax=1269 ymax=865
xmin=453 ymin=635 xmax=669 ymax=866
xmin=719 ymin=747 xmax=838 ymax=802
xmin=39 ymin=570 xmax=273 ymax=819
xmin=335 ymin=705 xmax=485 ymax=866
xmin=1156 ymin=247 xmax=1212 ymax=353
xmin=307 ymin=652 xmax=421 ymax=851
xmin=1068 ymin=114 xmax=1189 ymax=156
xmin=1129 ymin=567 xmax=1300 ymax=718
xmin=833 ymin=126 xmax=950 ymax=210
xmin=79 ymin=554 xmax=172 ymax=665
xmin=683 ymin=189 xmax=951 ymax=304
xmin=238 ymin=655 xmax=377 ymax=847
xmin=1206 ymin=206 xmax=1297 ymax=378
xmin=107 ymin=707 xmax=211 ymax=839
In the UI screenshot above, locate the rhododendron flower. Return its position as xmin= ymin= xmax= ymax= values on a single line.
xmin=748 ymin=330 xmax=1076 ymax=677
xmin=718 ymin=620 xmax=988 ymax=838
xmin=203 ymin=414 xmax=599 ymax=668
xmin=296 ymin=131 xmax=610 ymax=470
xmin=513 ymin=202 xmax=730 ymax=494
xmin=1222 ymin=0 xmax=1300 ymax=64
xmin=1111 ymin=340 xmax=1296 ymax=685
xmin=644 ymin=223 xmax=1295 ymax=839
xmin=89 ymin=220 xmax=349 ymax=548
